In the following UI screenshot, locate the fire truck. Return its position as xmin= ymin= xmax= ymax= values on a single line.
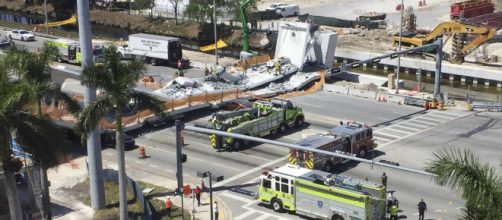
xmin=258 ymin=164 xmax=386 ymax=220
xmin=289 ymin=121 xmax=374 ymax=171
xmin=209 ymin=99 xmax=304 ymax=150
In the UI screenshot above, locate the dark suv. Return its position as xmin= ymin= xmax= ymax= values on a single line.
xmin=101 ymin=131 xmax=136 ymax=150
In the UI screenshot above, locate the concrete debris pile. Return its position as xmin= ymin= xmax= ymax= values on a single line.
xmin=253 ymin=71 xmax=321 ymax=97
xmin=337 ymin=29 xmax=392 ymax=50
xmin=154 ymin=77 xmax=207 ymax=98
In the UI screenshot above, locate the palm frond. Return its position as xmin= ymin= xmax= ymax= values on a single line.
xmin=425 ymin=149 xmax=502 ymax=211
xmin=80 ymin=64 xmax=113 ymax=91
xmin=75 ymin=95 xmax=114 ymax=139
xmin=12 ymin=113 xmax=67 ymax=168
xmin=47 ymin=84 xmax=81 ymax=114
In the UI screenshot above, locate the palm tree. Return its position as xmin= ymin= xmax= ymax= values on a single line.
xmin=425 ymin=149 xmax=502 ymax=219
xmin=1 ymin=50 xmax=70 ymax=220
xmin=4 ymin=44 xmax=80 ymax=219
xmin=76 ymin=45 xmax=163 ymax=219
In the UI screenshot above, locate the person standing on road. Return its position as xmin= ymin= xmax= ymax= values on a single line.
xmin=165 ymin=196 xmax=172 ymax=218
xmin=194 ymin=185 xmax=202 ymax=207
xmin=381 ymin=172 xmax=387 ymax=187
xmin=214 ymin=201 xmax=219 ymax=220
xmin=389 ymin=203 xmax=398 ymax=220
xmin=417 ymin=198 xmax=427 ymax=220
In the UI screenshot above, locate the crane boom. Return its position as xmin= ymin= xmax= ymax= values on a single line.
xmin=240 ymin=0 xmax=253 ymax=52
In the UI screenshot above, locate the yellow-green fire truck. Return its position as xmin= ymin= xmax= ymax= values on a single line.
xmin=209 ymin=99 xmax=304 ymax=150
xmin=47 ymin=39 xmax=103 ymax=64
xmin=258 ymin=164 xmax=386 ymax=220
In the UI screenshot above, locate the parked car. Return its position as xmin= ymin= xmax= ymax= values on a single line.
xmin=101 ymin=131 xmax=136 ymax=150
xmin=221 ymin=99 xmax=252 ymax=111
xmin=8 ymin=29 xmax=35 ymax=41
xmin=144 ymin=115 xmax=168 ymax=128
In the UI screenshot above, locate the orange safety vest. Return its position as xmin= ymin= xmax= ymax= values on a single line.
xmin=165 ymin=199 xmax=172 ymax=209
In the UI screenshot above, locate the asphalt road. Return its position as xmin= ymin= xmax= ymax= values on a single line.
xmin=105 ymin=91 xmax=480 ymax=220
xmin=0 ymin=29 xmax=206 ymax=86
xmin=5 ymin=29 xmax=494 ymax=220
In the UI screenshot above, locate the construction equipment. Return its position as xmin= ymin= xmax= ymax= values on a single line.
xmin=240 ymin=0 xmax=253 ymax=53
xmin=33 ymin=15 xmax=77 ymax=32
xmin=258 ymin=164 xmax=386 ymax=219
xmin=209 ymin=99 xmax=304 ymax=150
xmin=289 ymin=121 xmax=375 ymax=171
xmin=450 ymin=0 xmax=494 ymax=20
xmin=47 ymin=38 xmax=104 ymax=64
xmin=391 ymin=21 xmax=496 ymax=63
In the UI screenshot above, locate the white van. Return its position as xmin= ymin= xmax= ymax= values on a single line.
xmin=276 ymin=4 xmax=300 ymax=17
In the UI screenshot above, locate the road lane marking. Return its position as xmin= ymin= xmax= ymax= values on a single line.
xmin=254 ymin=213 xmax=272 ymax=220
xmin=380 ymin=126 xmax=413 ymax=135
xmin=149 ymin=164 xmax=159 ymax=168
xmin=214 ymin=156 xmax=287 ymax=187
xmin=373 ymin=131 xmax=402 ymax=139
xmin=221 ymin=192 xmax=254 ymax=203
xmin=407 ymin=119 xmax=436 ymax=126
xmin=375 ymin=136 xmax=393 ymax=142
xmin=234 ymin=210 xmax=255 ymax=220
xmin=140 ymin=145 xmax=242 ymax=172
xmin=389 ymin=125 xmax=422 ymax=132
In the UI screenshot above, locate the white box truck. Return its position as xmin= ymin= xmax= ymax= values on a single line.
xmin=118 ymin=33 xmax=190 ymax=68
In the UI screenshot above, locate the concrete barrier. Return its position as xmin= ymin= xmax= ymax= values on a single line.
xmin=378 ymin=93 xmax=406 ymax=104
xmin=349 ymin=88 xmax=377 ymax=100
xmin=324 ymin=84 xmax=349 ymax=94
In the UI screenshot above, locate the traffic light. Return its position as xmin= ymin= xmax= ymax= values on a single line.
xmin=182 ymin=153 xmax=187 ymax=163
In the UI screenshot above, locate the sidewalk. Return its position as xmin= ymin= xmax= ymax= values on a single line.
xmin=48 ymin=157 xmax=232 ymax=220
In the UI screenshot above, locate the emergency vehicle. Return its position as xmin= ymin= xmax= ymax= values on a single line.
xmin=289 ymin=121 xmax=375 ymax=171
xmin=47 ymin=39 xmax=104 ymax=64
xmin=258 ymin=164 xmax=386 ymax=220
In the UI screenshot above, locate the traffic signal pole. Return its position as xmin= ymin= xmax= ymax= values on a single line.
xmin=175 ymin=120 xmax=184 ymax=218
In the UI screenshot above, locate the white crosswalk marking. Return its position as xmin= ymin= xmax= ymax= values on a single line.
xmin=234 ymin=210 xmax=255 ymax=220
xmin=374 ymin=131 xmax=402 ymax=139
xmin=374 ymin=110 xmax=472 ymax=148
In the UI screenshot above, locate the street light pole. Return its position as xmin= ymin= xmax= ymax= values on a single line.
xmin=44 ymin=0 xmax=48 ymax=34
xmin=77 ymin=0 xmax=105 ymax=209
xmin=213 ymin=0 xmax=219 ymax=65
xmin=396 ymin=0 xmax=404 ymax=94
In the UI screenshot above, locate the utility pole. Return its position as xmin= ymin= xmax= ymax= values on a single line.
xmin=213 ymin=0 xmax=219 ymax=65
xmin=77 ymin=0 xmax=105 ymax=209
xmin=396 ymin=0 xmax=404 ymax=94
xmin=44 ymin=0 xmax=48 ymax=34
xmin=175 ymin=120 xmax=184 ymax=218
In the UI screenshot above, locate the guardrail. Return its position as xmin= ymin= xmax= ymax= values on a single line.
xmin=472 ymin=101 xmax=502 ymax=111
xmin=127 ymin=176 xmax=153 ymax=220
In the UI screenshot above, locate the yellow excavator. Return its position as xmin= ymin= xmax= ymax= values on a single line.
xmin=392 ymin=21 xmax=496 ymax=64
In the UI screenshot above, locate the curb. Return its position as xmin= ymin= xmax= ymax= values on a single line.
xmin=215 ymin=194 xmax=233 ymax=220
